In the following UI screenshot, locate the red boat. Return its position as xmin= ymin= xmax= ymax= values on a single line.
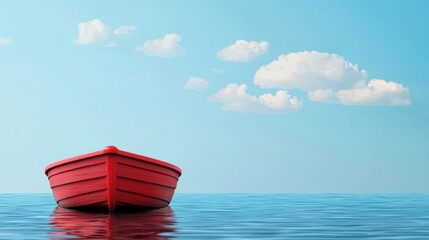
xmin=45 ymin=146 xmax=182 ymax=211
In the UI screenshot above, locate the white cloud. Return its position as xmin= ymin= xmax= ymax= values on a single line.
xmin=136 ymin=33 xmax=185 ymax=58
xmin=254 ymin=51 xmax=367 ymax=91
xmin=217 ymin=40 xmax=269 ymax=62
xmin=207 ymin=50 xmax=411 ymax=110
xmin=113 ymin=25 xmax=137 ymax=35
xmin=336 ymin=79 xmax=411 ymax=106
xmin=308 ymin=79 xmax=411 ymax=106
xmin=0 ymin=37 xmax=11 ymax=45
xmin=184 ymin=77 xmax=209 ymax=91
xmin=73 ymin=19 xmax=109 ymax=45
xmin=308 ymin=89 xmax=336 ymax=103
xmin=208 ymin=84 xmax=302 ymax=113
xmin=254 ymin=51 xmax=411 ymax=107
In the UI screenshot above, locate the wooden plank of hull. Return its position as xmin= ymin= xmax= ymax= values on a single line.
xmin=47 ymin=156 xmax=106 ymax=178
xmin=116 ymin=162 xmax=178 ymax=188
xmin=116 ymin=155 xmax=180 ymax=180
xmin=52 ymin=177 xmax=107 ymax=202
xmin=115 ymin=190 xmax=169 ymax=208
xmin=48 ymin=163 xmax=106 ymax=188
xmin=116 ymin=176 xmax=175 ymax=203
xmin=58 ymin=189 xmax=108 ymax=208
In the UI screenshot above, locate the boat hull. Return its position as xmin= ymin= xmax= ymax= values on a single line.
xmin=45 ymin=146 xmax=181 ymax=211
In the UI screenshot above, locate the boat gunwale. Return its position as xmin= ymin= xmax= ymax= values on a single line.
xmin=45 ymin=146 xmax=182 ymax=177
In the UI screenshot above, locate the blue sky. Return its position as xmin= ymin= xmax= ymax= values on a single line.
xmin=1 ymin=0 xmax=428 ymax=193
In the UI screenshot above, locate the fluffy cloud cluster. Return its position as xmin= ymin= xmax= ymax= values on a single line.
xmin=69 ymin=21 xmax=410 ymax=110
xmin=308 ymin=80 xmax=411 ymax=106
xmin=72 ymin=20 xmax=186 ymax=58
xmin=113 ymin=25 xmax=137 ymax=35
xmin=209 ymin=84 xmax=302 ymax=113
xmin=136 ymin=33 xmax=185 ymax=58
xmin=254 ymin=51 xmax=411 ymax=106
xmin=184 ymin=77 xmax=209 ymax=91
xmin=255 ymin=51 xmax=367 ymax=91
xmin=72 ymin=19 xmax=137 ymax=47
xmin=209 ymin=50 xmax=409 ymax=113
xmin=73 ymin=19 xmax=109 ymax=45
xmin=217 ymin=40 xmax=269 ymax=62
xmin=336 ymin=79 xmax=411 ymax=106
xmin=0 ymin=37 xmax=11 ymax=45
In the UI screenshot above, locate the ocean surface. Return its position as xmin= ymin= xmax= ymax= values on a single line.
xmin=1 ymin=194 xmax=429 ymax=239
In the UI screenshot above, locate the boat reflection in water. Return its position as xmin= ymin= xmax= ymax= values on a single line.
xmin=50 ymin=206 xmax=176 ymax=239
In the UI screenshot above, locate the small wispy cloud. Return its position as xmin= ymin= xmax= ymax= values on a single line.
xmin=136 ymin=33 xmax=186 ymax=58
xmin=0 ymin=37 xmax=12 ymax=45
xmin=113 ymin=25 xmax=137 ymax=35
xmin=208 ymin=83 xmax=302 ymax=113
xmin=105 ymin=41 xmax=119 ymax=48
xmin=212 ymin=68 xmax=225 ymax=74
xmin=184 ymin=76 xmax=209 ymax=91
xmin=72 ymin=19 xmax=109 ymax=45
xmin=217 ymin=40 xmax=269 ymax=62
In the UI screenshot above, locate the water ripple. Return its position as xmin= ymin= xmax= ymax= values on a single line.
xmin=1 ymin=194 xmax=429 ymax=239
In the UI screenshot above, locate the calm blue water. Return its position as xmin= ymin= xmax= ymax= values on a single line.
xmin=1 ymin=194 xmax=429 ymax=239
